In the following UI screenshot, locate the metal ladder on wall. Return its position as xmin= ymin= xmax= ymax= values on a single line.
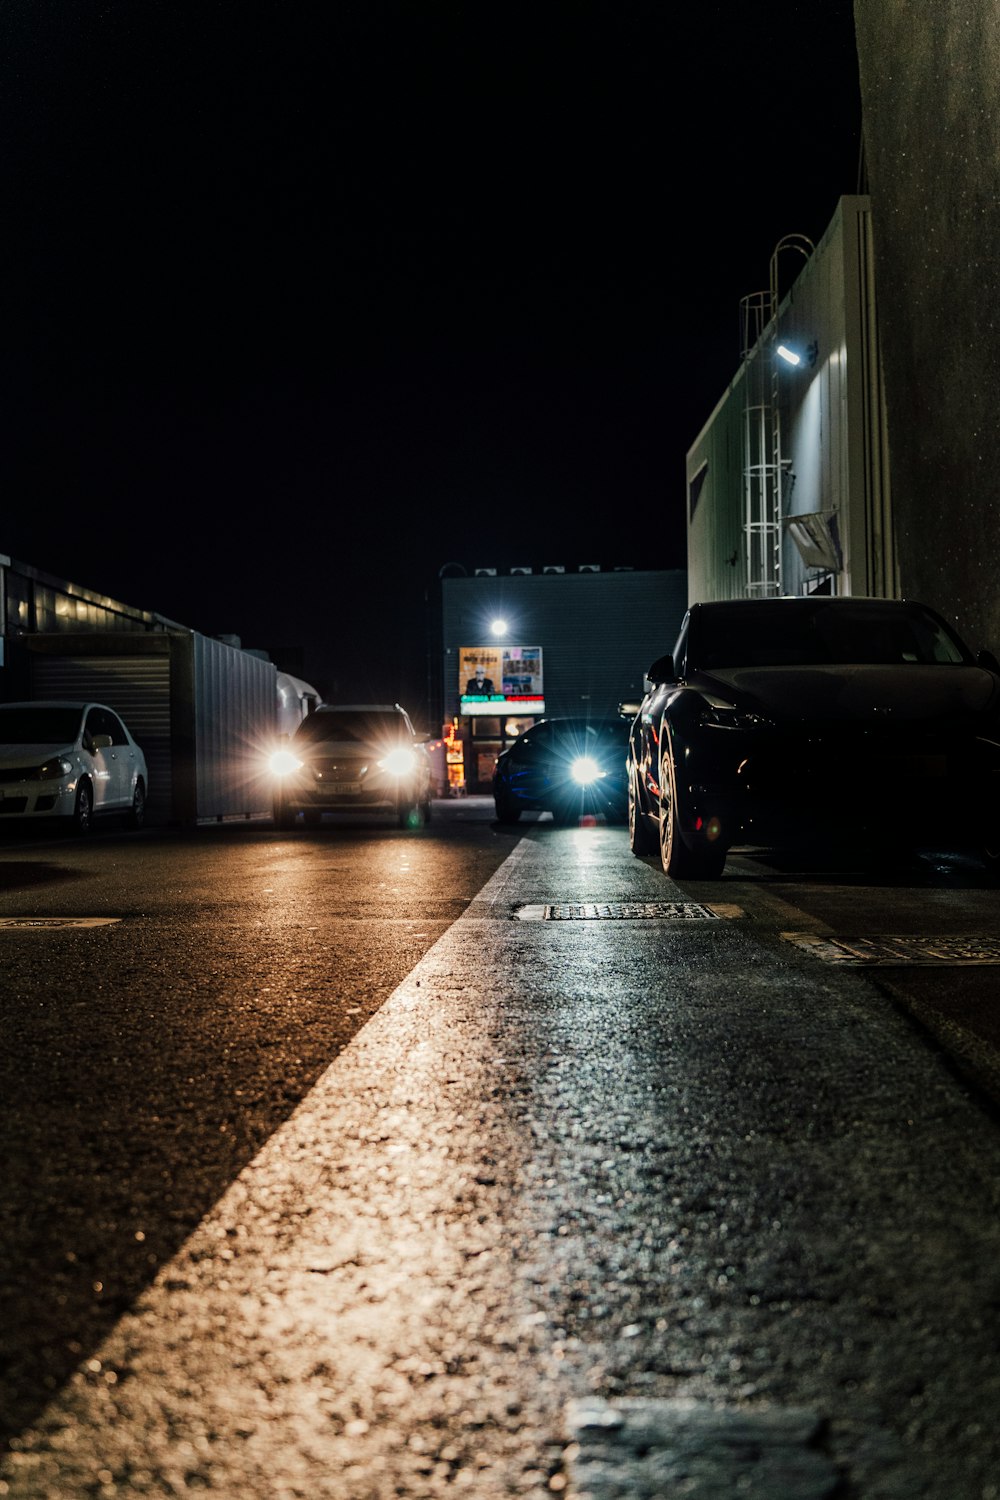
xmin=740 ymin=290 xmax=781 ymax=597
xmin=740 ymin=235 xmax=814 ymax=598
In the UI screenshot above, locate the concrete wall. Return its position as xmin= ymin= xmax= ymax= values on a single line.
xmin=853 ymin=1 xmax=1000 ymax=654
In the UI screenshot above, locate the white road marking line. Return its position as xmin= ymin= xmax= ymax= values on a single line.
xmin=1 ymin=841 xmax=542 ymax=1495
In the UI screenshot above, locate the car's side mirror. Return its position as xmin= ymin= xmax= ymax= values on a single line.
xmin=90 ymin=733 xmax=113 ymax=751
xmin=977 ymin=648 xmax=1000 ymax=674
xmin=644 ymin=653 xmax=675 ymax=687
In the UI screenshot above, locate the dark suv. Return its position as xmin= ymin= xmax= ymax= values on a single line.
xmin=271 ymin=703 xmax=432 ymax=829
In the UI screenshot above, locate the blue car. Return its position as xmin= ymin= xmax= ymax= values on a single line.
xmin=492 ymin=716 xmax=629 ymax=826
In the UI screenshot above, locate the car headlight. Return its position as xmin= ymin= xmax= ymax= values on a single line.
xmin=699 ymin=696 xmax=773 ymax=731
xmin=570 ymin=755 xmax=605 ymax=786
xmin=379 ymin=747 xmax=418 ymax=777
xmin=30 ymin=757 xmax=74 ymax=781
xmin=270 ymin=749 xmax=304 ymax=776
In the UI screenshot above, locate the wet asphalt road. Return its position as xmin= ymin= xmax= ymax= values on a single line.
xmin=2 ymin=801 xmax=1000 ymax=1498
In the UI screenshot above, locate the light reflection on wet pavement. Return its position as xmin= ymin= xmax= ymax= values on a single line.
xmin=5 ymin=829 xmax=1000 ymax=1497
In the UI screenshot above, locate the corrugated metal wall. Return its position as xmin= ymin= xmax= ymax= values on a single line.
xmin=29 ymin=648 xmax=173 ymax=824
xmin=192 ymin=634 xmax=277 ymax=821
xmin=686 ymin=377 xmax=747 ymax=604
xmin=26 ymin=631 xmax=279 ymax=825
xmin=684 ymin=196 xmax=890 ymax=606
xmin=441 ymin=570 xmax=688 ymax=720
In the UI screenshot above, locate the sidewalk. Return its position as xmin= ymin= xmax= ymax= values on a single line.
xmin=870 ymin=960 xmax=1000 ymax=1113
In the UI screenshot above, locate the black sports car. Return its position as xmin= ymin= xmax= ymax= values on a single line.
xmin=493 ymin=716 xmax=629 ymax=825
xmin=627 ymin=596 xmax=1000 ymax=878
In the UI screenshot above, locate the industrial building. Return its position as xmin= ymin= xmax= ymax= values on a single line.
xmin=686 ymin=195 xmax=894 ymax=606
xmin=439 ymin=565 xmax=687 ymax=792
xmin=0 ymin=553 xmax=318 ymax=826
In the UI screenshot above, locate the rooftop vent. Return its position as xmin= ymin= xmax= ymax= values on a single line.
xmin=578 ymin=564 xmax=600 ymax=573
xmin=473 ymin=567 xmax=498 ymax=576
xmin=510 ymin=566 xmax=533 ymax=575
xmin=542 ymin=565 xmax=566 ymax=574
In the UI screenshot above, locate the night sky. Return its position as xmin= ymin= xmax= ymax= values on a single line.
xmin=0 ymin=2 xmax=862 ymax=712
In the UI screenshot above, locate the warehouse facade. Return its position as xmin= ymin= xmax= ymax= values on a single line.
xmin=0 ymin=553 xmax=316 ymax=825
xmin=685 ymin=195 xmax=893 ymax=607
xmin=439 ymin=566 xmax=687 ymax=792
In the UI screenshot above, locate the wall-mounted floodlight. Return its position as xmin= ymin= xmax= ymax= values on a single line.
xmin=776 ymin=343 xmax=802 ymax=366
xmin=490 ymin=617 xmax=508 ymax=637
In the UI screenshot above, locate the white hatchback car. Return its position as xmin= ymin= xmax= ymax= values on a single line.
xmin=0 ymin=700 xmax=149 ymax=833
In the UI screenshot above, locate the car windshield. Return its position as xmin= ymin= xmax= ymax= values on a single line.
xmin=525 ymin=719 xmax=628 ymax=758
xmin=551 ymin=720 xmax=629 ymax=746
xmin=691 ymin=602 xmax=970 ymax=672
xmin=0 ymin=706 xmax=82 ymax=744
xmin=293 ymin=711 xmax=407 ymax=745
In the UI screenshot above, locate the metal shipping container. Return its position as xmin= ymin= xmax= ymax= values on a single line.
xmin=26 ymin=630 xmax=278 ymax=825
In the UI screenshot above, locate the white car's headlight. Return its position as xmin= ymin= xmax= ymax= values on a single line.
xmin=30 ymin=757 xmax=74 ymax=781
xmin=270 ymin=749 xmax=304 ymax=776
xmin=379 ymin=747 xmax=418 ymax=777
xmin=570 ymin=755 xmax=604 ymax=786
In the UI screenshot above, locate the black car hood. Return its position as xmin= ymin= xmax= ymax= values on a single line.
xmin=691 ymin=663 xmax=1000 ymax=722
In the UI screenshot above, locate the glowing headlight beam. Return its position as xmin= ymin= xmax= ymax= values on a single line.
xmin=570 ymin=755 xmax=603 ymax=786
xmin=379 ymin=747 xmax=418 ymax=777
xmin=270 ymin=749 xmax=304 ymax=776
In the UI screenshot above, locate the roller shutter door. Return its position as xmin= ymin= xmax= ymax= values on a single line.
xmin=30 ymin=654 xmax=173 ymax=824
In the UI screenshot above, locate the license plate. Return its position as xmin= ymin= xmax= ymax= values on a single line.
xmin=329 ymin=782 xmax=362 ymax=795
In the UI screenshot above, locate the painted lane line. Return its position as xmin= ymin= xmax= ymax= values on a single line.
xmin=0 ymin=916 xmax=122 ymax=930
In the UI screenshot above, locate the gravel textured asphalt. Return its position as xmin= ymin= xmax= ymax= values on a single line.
xmin=3 ymin=819 xmax=1000 ymax=1499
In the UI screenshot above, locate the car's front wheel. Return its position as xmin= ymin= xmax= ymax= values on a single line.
xmin=494 ymin=791 xmax=522 ymax=825
xmin=981 ymin=821 xmax=1000 ymax=882
xmin=658 ymin=752 xmax=725 ymax=879
xmin=72 ymin=780 xmax=94 ymax=835
xmin=398 ymin=799 xmax=426 ymax=828
xmin=628 ymin=764 xmax=657 ymax=854
xmin=127 ymin=779 xmax=146 ymax=830
xmin=273 ymin=794 xmax=298 ymax=830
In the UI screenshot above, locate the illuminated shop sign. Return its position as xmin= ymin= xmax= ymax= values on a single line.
xmin=459 ymin=644 xmax=544 ymax=716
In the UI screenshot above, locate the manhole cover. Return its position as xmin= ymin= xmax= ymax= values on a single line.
xmin=784 ymin=931 xmax=1000 ymax=965
xmin=0 ymin=917 xmax=122 ymax=930
xmin=517 ymin=901 xmax=720 ymax=922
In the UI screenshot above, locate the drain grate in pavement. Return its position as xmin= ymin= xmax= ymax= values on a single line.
xmin=0 ymin=916 xmax=122 ymax=930
xmin=564 ymin=1397 xmax=838 ymax=1498
xmin=784 ymin=931 xmax=1000 ymax=965
xmin=516 ymin=900 xmax=720 ymax=922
